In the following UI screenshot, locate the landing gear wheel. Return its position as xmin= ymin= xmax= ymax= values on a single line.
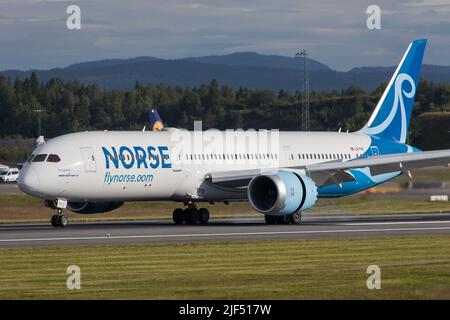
xmin=187 ymin=209 xmax=200 ymax=224
xmin=276 ymin=215 xmax=290 ymax=224
xmin=51 ymin=208 xmax=68 ymax=227
xmin=264 ymin=215 xmax=277 ymax=224
xmin=198 ymin=208 xmax=210 ymax=224
xmin=51 ymin=215 xmax=60 ymax=227
xmin=173 ymin=208 xmax=184 ymax=224
xmin=59 ymin=215 xmax=68 ymax=227
xmin=292 ymin=212 xmax=302 ymax=225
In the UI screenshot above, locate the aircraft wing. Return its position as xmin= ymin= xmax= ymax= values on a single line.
xmin=205 ymin=149 xmax=450 ymax=188
xmin=205 ymin=168 xmax=278 ymax=188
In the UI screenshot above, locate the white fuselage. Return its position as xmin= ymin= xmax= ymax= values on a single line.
xmin=18 ymin=129 xmax=373 ymax=203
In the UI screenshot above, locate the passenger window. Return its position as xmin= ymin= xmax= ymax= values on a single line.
xmin=47 ymin=154 xmax=61 ymax=163
xmin=32 ymin=154 xmax=47 ymax=162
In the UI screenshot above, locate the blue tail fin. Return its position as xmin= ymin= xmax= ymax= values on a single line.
xmin=148 ymin=109 xmax=164 ymax=131
xmin=360 ymin=39 xmax=427 ymax=143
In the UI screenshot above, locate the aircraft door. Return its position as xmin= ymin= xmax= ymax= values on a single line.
xmin=370 ymin=146 xmax=380 ymax=157
xmin=80 ymin=147 xmax=97 ymax=172
xmin=281 ymin=146 xmax=294 ymax=165
xmin=169 ymin=145 xmax=183 ymax=172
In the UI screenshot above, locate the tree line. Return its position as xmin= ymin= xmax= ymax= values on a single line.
xmin=0 ymin=73 xmax=450 ymax=161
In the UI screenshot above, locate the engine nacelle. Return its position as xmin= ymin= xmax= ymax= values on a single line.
xmin=247 ymin=170 xmax=318 ymax=215
xmin=66 ymin=201 xmax=124 ymax=214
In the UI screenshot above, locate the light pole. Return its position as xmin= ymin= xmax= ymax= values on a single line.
xmin=295 ymin=49 xmax=310 ymax=131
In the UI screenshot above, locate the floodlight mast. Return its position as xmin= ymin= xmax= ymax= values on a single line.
xmin=296 ymin=49 xmax=310 ymax=131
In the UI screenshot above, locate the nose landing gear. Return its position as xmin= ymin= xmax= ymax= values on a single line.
xmin=172 ymin=200 xmax=210 ymax=225
xmin=51 ymin=209 xmax=68 ymax=227
xmin=49 ymin=199 xmax=69 ymax=228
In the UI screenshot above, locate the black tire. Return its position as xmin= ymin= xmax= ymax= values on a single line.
xmin=181 ymin=208 xmax=190 ymax=223
xmin=292 ymin=212 xmax=302 ymax=224
xmin=264 ymin=215 xmax=277 ymax=224
xmin=276 ymin=215 xmax=285 ymax=224
xmin=173 ymin=208 xmax=184 ymax=224
xmin=59 ymin=215 xmax=68 ymax=227
xmin=187 ymin=209 xmax=200 ymax=224
xmin=198 ymin=208 xmax=209 ymax=224
xmin=51 ymin=215 xmax=60 ymax=227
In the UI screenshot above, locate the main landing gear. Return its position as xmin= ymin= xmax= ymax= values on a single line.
xmin=172 ymin=201 xmax=210 ymax=225
xmin=264 ymin=212 xmax=302 ymax=225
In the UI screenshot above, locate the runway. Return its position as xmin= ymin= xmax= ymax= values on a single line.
xmin=1 ymin=213 xmax=450 ymax=247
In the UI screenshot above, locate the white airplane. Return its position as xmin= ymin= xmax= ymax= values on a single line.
xmin=18 ymin=39 xmax=450 ymax=227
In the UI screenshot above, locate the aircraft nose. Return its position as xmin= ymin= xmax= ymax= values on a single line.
xmin=18 ymin=167 xmax=40 ymax=194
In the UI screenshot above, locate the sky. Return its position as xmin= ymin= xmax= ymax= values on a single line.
xmin=0 ymin=0 xmax=449 ymax=71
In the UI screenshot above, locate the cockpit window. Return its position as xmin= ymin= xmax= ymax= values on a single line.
xmin=46 ymin=154 xmax=61 ymax=163
xmin=26 ymin=154 xmax=35 ymax=163
xmin=32 ymin=154 xmax=47 ymax=162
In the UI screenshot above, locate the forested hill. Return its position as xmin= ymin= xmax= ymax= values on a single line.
xmin=1 ymin=73 xmax=450 ymax=147
xmin=2 ymin=52 xmax=449 ymax=92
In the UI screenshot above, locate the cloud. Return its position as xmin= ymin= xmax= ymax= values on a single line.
xmin=0 ymin=0 xmax=448 ymax=70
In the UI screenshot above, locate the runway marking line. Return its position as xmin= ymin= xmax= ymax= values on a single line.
xmin=2 ymin=218 xmax=450 ymax=231
xmin=339 ymin=220 xmax=450 ymax=226
xmin=1 ymin=226 xmax=450 ymax=243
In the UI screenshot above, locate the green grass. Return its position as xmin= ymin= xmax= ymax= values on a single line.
xmin=393 ymin=168 xmax=450 ymax=186
xmin=1 ymin=236 xmax=450 ymax=299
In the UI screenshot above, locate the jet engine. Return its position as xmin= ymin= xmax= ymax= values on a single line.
xmin=247 ymin=170 xmax=317 ymax=215
xmin=66 ymin=201 xmax=124 ymax=214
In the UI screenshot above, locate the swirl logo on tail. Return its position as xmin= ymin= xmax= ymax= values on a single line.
xmin=365 ymin=73 xmax=415 ymax=142
xmin=359 ymin=39 xmax=426 ymax=143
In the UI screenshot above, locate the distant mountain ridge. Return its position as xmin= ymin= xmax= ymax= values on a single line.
xmin=1 ymin=52 xmax=449 ymax=92
xmin=184 ymin=52 xmax=331 ymax=71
